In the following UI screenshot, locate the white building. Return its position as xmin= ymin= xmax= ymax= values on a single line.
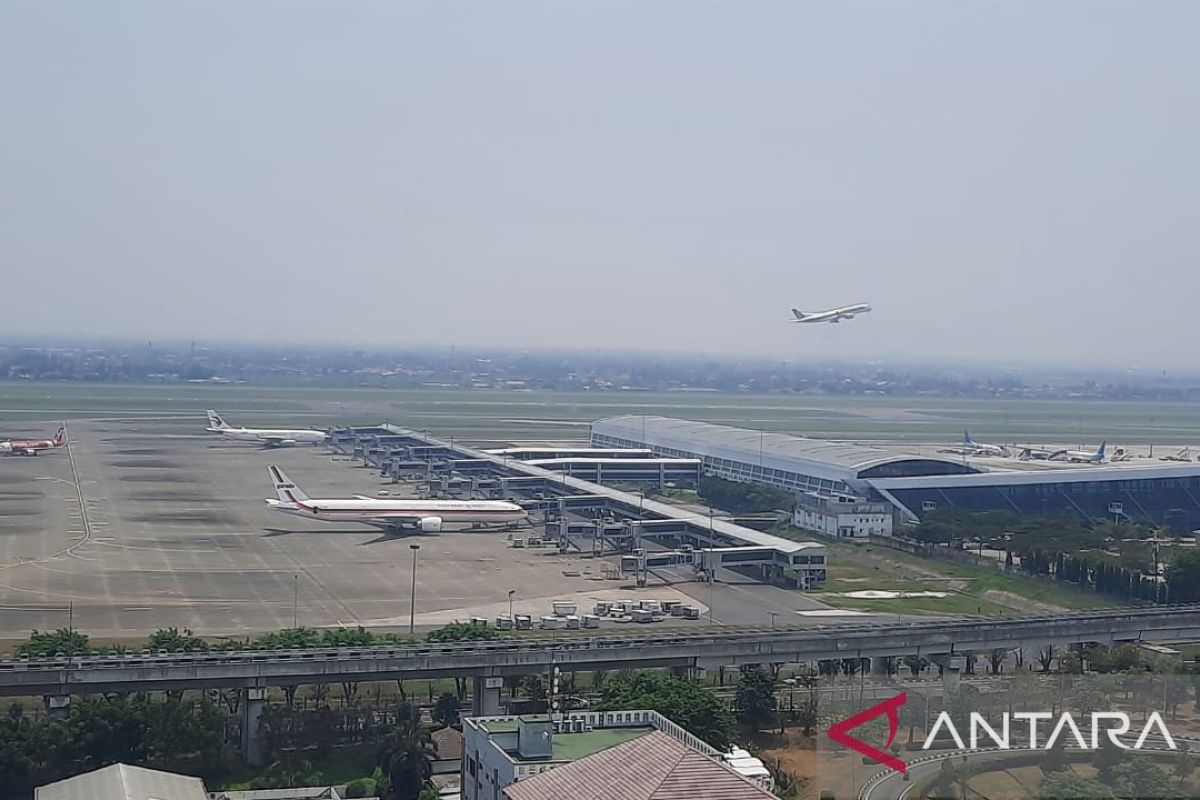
xmin=794 ymin=492 xmax=894 ymax=538
xmin=462 ymin=711 xmax=769 ymax=800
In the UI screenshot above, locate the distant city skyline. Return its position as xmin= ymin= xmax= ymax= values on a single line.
xmin=2 ymin=2 xmax=1198 ymax=367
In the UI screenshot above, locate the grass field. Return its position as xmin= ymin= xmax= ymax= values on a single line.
xmin=810 ymin=541 xmax=1115 ymax=615
xmin=2 ymin=382 xmax=1200 ymax=446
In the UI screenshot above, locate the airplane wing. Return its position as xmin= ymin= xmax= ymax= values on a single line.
xmin=362 ymin=512 xmax=430 ymax=529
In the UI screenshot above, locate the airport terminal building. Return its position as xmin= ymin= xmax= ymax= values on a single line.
xmin=591 ymin=415 xmax=1200 ymax=531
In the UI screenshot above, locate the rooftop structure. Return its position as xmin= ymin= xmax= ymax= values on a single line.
xmin=502 ymin=729 xmax=776 ymax=800
xmin=591 ymin=415 xmax=976 ymax=496
xmin=462 ymin=710 xmax=767 ymax=800
xmin=594 ymin=416 xmax=1200 ymax=528
xmin=868 ymin=461 xmax=1200 ymax=525
xmin=35 ymin=763 xmax=208 ymax=800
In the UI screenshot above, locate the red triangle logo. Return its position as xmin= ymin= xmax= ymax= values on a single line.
xmin=827 ymin=692 xmax=907 ymax=773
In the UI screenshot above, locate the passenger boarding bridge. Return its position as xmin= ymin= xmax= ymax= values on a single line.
xmin=330 ymin=425 xmax=826 ymax=588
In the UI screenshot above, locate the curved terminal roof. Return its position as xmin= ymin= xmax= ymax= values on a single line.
xmin=591 ymin=415 xmax=977 ymax=484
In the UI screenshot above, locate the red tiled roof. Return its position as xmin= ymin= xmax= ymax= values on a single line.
xmin=502 ymin=730 xmax=775 ymax=800
xmin=432 ymin=726 xmax=463 ymax=761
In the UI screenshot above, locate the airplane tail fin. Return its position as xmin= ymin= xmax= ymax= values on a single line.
xmin=1097 ymin=441 xmax=1107 ymax=458
xmin=268 ymin=465 xmax=310 ymax=504
xmin=791 ymin=308 xmax=806 ymax=320
xmin=963 ymin=430 xmax=974 ymax=446
xmin=207 ymin=410 xmax=231 ymax=431
xmin=53 ymin=424 xmax=66 ymax=446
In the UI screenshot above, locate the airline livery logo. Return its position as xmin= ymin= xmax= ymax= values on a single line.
xmin=827 ymin=692 xmax=907 ymax=774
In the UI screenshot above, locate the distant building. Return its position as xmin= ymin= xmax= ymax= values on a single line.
xmin=33 ymin=763 xmax=365 ymax=800
xmin=36 ymin=763 xmax=208 ymax=800
xmin=501 ymin=729 xmax=776 ymax=800
xmin=594 ymin=415 xmax=1200 ymax=529
xmin=794 ymin=492 xmax=894 ymax=538
xmin=210 ymin=790 xmax=361 ymax=800
xmin=432 ymin=725 xmax=465 ymax=774
xmin=462 ymin=711 xmax=772 ymax=800
xmin=591 ymin=415 xmax=975 ymax=498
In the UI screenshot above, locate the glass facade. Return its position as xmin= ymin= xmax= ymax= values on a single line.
xmin=884 ymin=475 xmax=1200 ymax=526
xmin=592 ymin=432 xmax=854 ymax=495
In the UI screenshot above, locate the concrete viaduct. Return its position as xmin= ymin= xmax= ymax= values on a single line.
xmin=4 ymin=605 xmax=1200 ymax=762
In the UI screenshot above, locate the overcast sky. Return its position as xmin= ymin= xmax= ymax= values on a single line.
xmin=2 ymin=1 xmax=1198 ymax=367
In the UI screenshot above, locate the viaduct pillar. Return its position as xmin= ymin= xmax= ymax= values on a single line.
xmin=472 ymin=676 xmax=504 ymax=717
xmin=242 ymin=687 xmax=267 ymax=766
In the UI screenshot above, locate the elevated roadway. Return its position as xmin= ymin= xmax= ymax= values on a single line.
xmin=4 ymin=606 xmax=1199 ymax=698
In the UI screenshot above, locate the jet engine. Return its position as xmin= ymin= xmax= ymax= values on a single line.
xmin=419 ymin=516 xmax=443 ymax=533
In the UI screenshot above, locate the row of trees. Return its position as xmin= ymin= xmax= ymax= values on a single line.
xmin=698 ymin=476 xmax=794 ymax=515
xmin=0 ymin=695 xmax=234 ymax=797
xmin=14 ymin=621 xmax=499 ymax=659
xmin=907 ymin=509 xmax=1200 ymax=603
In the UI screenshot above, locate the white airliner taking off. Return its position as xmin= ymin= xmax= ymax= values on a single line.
xmin=1050 ymin=442 xmax=1107 ymax=464
xmin=962 ymin=431 xmax=1009 ymax=457
xmin=266 ymin=465 xmax=528 ymax=533
xmin=206 ymin=411 xmax=328 ymax=447
xmin=790 ymin=303 xmax=872 ymax=324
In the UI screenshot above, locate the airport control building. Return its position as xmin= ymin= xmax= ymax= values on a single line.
xmin=591 ymin=415 xmax=1200 ymax=534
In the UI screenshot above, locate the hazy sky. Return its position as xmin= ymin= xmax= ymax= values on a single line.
xmin=2 ymin=1 xmax=1198 ymax=366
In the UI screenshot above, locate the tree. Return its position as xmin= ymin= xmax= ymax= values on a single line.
xmin=432 ymin=693 xmax=460 ymax=729
xmin=15 ymin=629 xmax=91 ymax=658
xmin=426 ymin=622 xmax=499 ymax=643
xmin=1039 ymin=740 xmax=1069 ymax=774
xmin=1167 ymin=550 xmax=1200 ymax=602
xmin=1174 ymin=752 xmax=1195 ymax=789
xmin=378 ymin=703 xmax=436 ymax=800
xmin=520 ymin=675 xmax=547 ymax=703
xmin=1038 ymin=771 xmax=1116 ymax=800
xmin=595 ymin=672 xmax=736 ymax=751
xmin=255 ymin=753 xmax=321 ymax=789
xmin=1112 ymin=759 xmax=1171 ymax=800
xmin=734 ymin=666 xmax=777 ymax=733
xmin=147 ymin=627 xmax=208 ymax=652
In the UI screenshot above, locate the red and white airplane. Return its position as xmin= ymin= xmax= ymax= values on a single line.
xmin=266 ymin=465 xmax=528 ymax=533
xmin=1 ymin=424 xmax=67 ymax=456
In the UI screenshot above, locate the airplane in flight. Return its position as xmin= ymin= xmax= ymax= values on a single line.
xmin=206 ymin=411 xmax=328 ymax=447
xmin=790 ymin=303 xmax=872 ymax=324
xmin=962 ymin=431 xmax=1009 ymax=457
xmin=1 ymin=424 xmax=67 ymax=456
xmin=1050 ymin=442 xmax=1107 ymax=464
xmin=265 ymin=465 xmax=529 ymax=533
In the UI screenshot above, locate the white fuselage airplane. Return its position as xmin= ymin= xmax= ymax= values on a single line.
xmin=265 ymin=465 xmax=528 ymax=533
xmin=1051 ymin=442 xmax=1107 ymax=464
xmin=962 ymin=431 xmax=1009 ymax=457
xmin=790 ymin=303 xmax=872 ymax=324
xmin=0 ymin=424 xmax=67 ymax=456
xmin=207 ymin=410 xmax=327 ymax=447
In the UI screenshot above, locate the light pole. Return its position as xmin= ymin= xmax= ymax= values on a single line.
xmin=292 ymin=573 xmax=299 ymax=629
xmin=508 ymin=589 xmax=516 ymax=636
xmin=408 ymin=544 xmax=421 ymax=635
xmin=708 ymin=507 xmax=716 ymax=626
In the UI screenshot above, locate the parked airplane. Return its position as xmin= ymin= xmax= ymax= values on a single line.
xmin=1050 ymin=442 xmax=1107 ymax=464
xmin=962 ymin=431 xmax=1009 ymax=457
xmin=265 ymin=465 xmax=528 ymax=533
xmin=0 ymin=424 xmax=67 ymax=456
xmin=790 ymin=303 xmax=872 ymax=324
xmin=206 ymin=411 xmax=327 ymax=447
